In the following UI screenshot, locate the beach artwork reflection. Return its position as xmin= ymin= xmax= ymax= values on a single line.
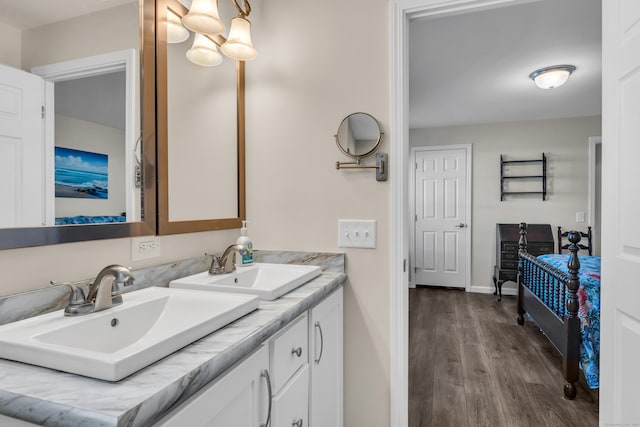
xmin=55 ymin=147 xmax=109 ymax=199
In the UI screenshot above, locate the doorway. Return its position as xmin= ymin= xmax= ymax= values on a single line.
xmin=390 ymin=0 xmax=602 ymax=425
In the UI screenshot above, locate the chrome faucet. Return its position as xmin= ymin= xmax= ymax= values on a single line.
xmin=58 ymin=265 xmax=134 ymax=316
xmin=208 ymin=244 xmax=249 ymax=275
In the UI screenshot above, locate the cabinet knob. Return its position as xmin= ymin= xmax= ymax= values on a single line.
xmin=291 ymin=347 xmax=302 ymax=358
xmin=292 ymin=419 xmax=303 ymax=427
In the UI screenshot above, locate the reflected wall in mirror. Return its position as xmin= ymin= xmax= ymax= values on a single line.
xmin=0 ymin=0 xmax=156 ymax=249
xmin=157 ymin=0 xmax=245 ymax=235
xmin=336 ymin=112 xmax=382 ymax=160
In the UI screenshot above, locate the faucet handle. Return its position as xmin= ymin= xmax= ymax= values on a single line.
xmin=50 ymin=281 xmax=86 ymax=306
xmin=206 ymin=253 xmax=222 ymax=275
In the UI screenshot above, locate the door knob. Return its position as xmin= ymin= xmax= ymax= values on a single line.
xmin=454 ymin=223 xmax=466 ymax=228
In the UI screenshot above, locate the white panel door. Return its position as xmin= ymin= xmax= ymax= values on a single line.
xmin=601 ymin=1 xmax=640 ymax=425
xmin=414 ymin=148 xmax=467 ymax=287
xmin=0 ymin=64 xmax=45 ymax=227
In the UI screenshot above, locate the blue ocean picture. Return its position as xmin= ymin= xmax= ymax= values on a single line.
xmin=55 ymin=147 xmax=108 ymax=199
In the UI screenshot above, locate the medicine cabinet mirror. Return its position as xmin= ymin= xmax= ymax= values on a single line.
xmin=156 ymin=0 xmax=245 ymax=234
xmin=0 ymin=0 xmax=156 ymax=250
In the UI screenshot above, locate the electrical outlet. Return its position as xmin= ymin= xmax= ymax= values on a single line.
xmin=576 ymin=211 xmax=585 ymax=223
xmin=131 ymin=236 xmax=161 ymax=260
xmin=338 ymin=219 xmax=377 ymax=249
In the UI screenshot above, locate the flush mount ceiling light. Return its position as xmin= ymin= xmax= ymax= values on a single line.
xmin=529 ymin=65 xmax=576 ymax=89
xmin=170 ymin=0 xmax=257 ymax=65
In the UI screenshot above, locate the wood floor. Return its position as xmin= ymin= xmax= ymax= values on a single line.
xmin=409 ymin=287 xmax=599 ymax=427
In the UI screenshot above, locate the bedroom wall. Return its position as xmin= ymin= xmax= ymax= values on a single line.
xmin=410 ymin=115 xmax=601 ymax=293
xmin=54 ymin=114 xmax=126 ymax=218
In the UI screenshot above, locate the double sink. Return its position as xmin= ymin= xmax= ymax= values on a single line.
xmin=0 ymin=263 xmax=321 ymax=381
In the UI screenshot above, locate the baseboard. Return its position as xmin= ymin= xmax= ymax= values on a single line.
xmin=470 ymin=285 xmax=517 ymax=296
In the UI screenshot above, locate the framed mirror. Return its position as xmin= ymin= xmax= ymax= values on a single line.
xmin=0 ymin=0 xmax=156 ymax=250
xmin=156 ymin=0 xmax=245 ymax=235
xmin=335 ymin=112 xmax=383 ymax=160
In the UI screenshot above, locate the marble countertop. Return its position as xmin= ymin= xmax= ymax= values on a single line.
xmin=0 ymin=272 xmax=346 ymax=427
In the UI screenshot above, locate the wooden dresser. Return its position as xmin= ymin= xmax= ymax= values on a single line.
xmin=493 ymin=223 xmax=553 ymax=300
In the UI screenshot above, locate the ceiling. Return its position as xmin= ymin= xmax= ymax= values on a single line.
xmin=0 ymin=0 xmax=135 ymax=30
xmin=409 ymin=0 xmax=602 ymax=129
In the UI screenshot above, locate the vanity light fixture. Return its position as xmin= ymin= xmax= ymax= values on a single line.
xmin=186 ymin=33 xmax=224 ymax=67
xmin=171 ymin=0 xmax=257 ymax=65
xmin=167 ymin=9 xmax=190 ymax=44
xmin=529 ymin=65 xmax=576 ymax=89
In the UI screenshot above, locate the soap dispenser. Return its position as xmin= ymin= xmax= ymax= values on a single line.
xmin=236 ymin=220 xmax=253 ymax=266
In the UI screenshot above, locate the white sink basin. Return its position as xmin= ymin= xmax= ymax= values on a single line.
xmin=169 ymin=263 xmax=322 ymax=301
xmin=0 ymin=287 xmax=259 ymax=381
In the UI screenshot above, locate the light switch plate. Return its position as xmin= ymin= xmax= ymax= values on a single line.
xmin=131 ymin=236 xmax=161 ymax=260
xmin=576 ymin=211 xmax=585 ymax=222
xmin=338 ymin=219 xmax=377 ymax=249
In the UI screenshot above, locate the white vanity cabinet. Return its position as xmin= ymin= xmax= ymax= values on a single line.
xmin=309 ymin=287 xmax=343 ymax=427
xmin=156 ymin=286 xmax=343 ymax=427
xmin=156 ymin=345 xmax=270 ymax=427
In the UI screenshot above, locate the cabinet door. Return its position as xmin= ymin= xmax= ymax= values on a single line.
xmin=309 ymin=287 xmax=343 ymax=427
xmin=272 ymin=365 xmax=309 ymax=427
xmin=155 ymin=345 xmax=270 ymax=427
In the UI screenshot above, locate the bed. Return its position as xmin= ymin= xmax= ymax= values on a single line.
xmin=516 ymin=222 xmax=600 ymax=399
xmin=55 ymin=215 xmax=126 ymax=225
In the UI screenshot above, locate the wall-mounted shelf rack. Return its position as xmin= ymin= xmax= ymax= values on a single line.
xmin=500 ymin=153 xmax=547 ymax=201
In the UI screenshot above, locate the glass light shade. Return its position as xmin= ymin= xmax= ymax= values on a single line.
xmin=186 ymin=33 xmax=223 ymax=67
xmin=182 ymin=0 xmax=225 ymax=35
xmin=221 ymin=17 xmax=257 ymax=61
xmin=529 ymin=65 xmax=576 ymax=89
xmin=167 ymin=9 xmax=190 ymax=44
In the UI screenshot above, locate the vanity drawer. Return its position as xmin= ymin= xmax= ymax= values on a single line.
xmin=272 ymin=365 xmax=309 ymax=427
xmin=270 ymin=313 xmax=308 ymax=395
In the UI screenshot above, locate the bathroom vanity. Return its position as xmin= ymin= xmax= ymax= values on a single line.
xmin=0 ymin=259 xmax=345 ymax=427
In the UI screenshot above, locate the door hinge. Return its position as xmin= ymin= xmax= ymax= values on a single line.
xmin=41 ymin=106 xmax=45 ymax=119
xmin=403 ymin=259 xmax=407 ymax=273
xmin=415 ymin=214 xmax=418 ymax=222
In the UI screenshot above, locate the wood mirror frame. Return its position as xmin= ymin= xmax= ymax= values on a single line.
xmin=0 ymin=0 xmax=157 ymax=250
xmin=156 ymin=0 xmax=246 ymax=235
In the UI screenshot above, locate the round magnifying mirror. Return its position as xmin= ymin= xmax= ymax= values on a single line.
xmin=335 ymin=112 xmax=382 ymax=160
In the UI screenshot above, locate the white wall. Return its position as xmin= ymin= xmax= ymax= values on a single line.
xmin=166 ymin=36 xmax=238 ymax=221
xmin=0 ymin=22 xmax=21 ymax=68
xmin=247 ymin=0 xmax=390 ymax=424
xmin=21 ymin=3 xmax=138 ymax=70
xmin=0 ymin=0 xmax=392 ymax=425
xmin=411 ymin=116 xmax=601 ymax=293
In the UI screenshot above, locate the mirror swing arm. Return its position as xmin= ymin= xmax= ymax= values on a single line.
xmin=334 ymin=112 xmax=387 ymax=181
xmin=335 ymin=154 xmax=388 ymax=182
